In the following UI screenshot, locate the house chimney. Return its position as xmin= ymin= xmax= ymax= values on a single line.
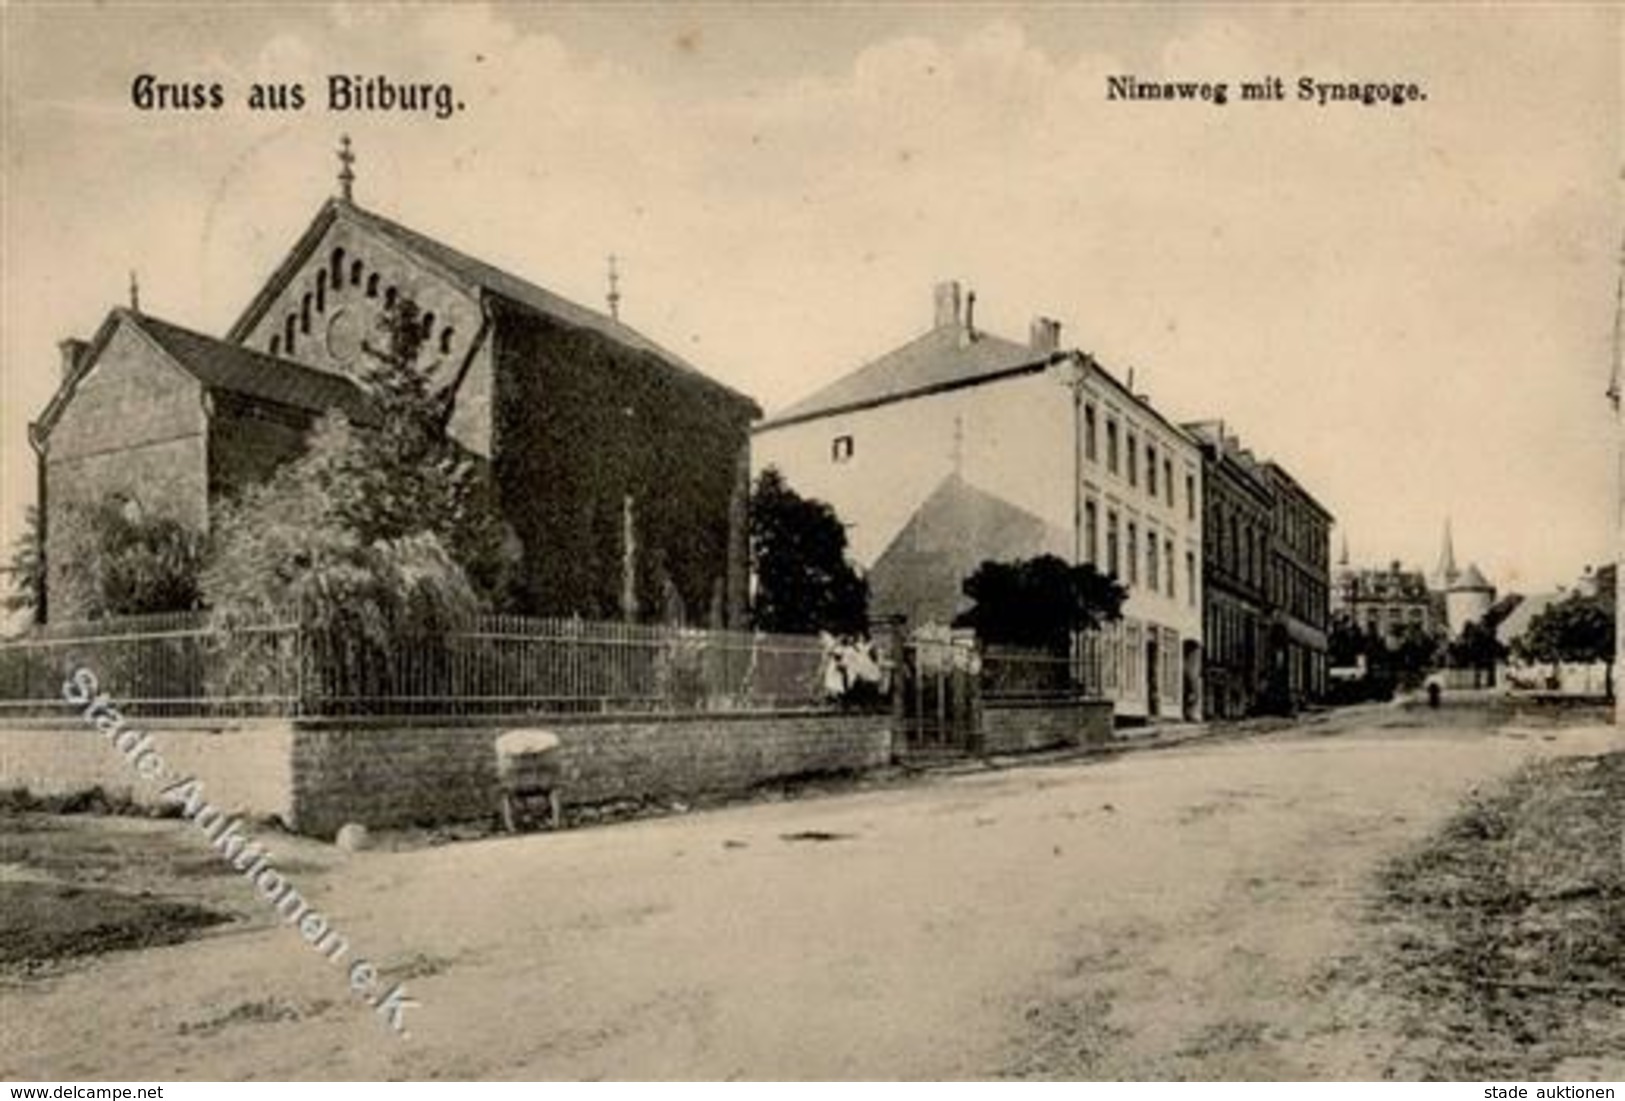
xmin=58 ymin=338 xmax=89 ymax=381
xmin=1029 ymin=316 xmax=1061 ymax=354
xmin=933 ymin=280 xmax=962 ymax=329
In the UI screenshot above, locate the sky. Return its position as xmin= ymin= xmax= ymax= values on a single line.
xmin=1 ymin=2 xmax=1619 ymax=594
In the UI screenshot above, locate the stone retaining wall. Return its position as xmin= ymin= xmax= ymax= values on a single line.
xmin=0 ymin=710 xmax=893 ymax=837
xmin=979 ymin=699 xmax=1115 ymax=755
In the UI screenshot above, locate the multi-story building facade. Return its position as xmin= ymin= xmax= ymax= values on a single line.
xmin=1185 ymin=422 xmax=1273 ymax=718
xmin=1265 ymin=463 xmax=1334 ymax=710
xmin=1331 ymin=560 xmax=1441 ymax=644
xmin=752 ymin=281 xmax=1204 ymax=721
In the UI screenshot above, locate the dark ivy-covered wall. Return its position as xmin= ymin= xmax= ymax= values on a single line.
xmin=490 ymin=300 xmax=755 ymax=626
xmin=207 ymin=391 xmax=324 ymax=504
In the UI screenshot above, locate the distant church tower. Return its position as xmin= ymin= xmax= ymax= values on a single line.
xmin=1434 ymin=518 xmax=1459 ymax=590
xmin=1434 ymin=518 xmax=1495 ymax=636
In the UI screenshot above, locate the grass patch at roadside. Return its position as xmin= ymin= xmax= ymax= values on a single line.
xmin=1366 ymin=751 xmax=1625 ymax=1078
xmin=0 ymin=881 xmax=229 ymax=968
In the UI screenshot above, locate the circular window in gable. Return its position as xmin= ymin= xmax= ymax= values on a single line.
xmin=324 ymin=307 xmax=364 ymax=366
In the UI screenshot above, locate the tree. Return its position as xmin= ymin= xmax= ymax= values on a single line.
xmin=3 ymin=505 xmax=44 ymax=619
xmin=1513 ymin=592 xmax=1616 ymax=696
xmin=953 ymin=554 xmax=1126 ymax=653
xmin=748 ymin=467 xmax=868 ymax=636
xmin=204 ymin=298 xmax=510 ymax=635
xmin=1446 ymin=617 xmax=1506 ymax=676
xmin=1382 ymin=620 xmax=1445 ymax=690
xmin=203 ymin=416 xmax=479 ymax=638
xmin=334 ymin=297 xmax=516 ymax=602
xmin=1328 ymin=614 xmax=1372 ymax=668
xmin=53 ymin=496 xmax=204 ymax=620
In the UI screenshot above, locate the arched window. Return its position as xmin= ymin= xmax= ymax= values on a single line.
xmin=384 ymin=286 xmax=397 ymax=309
xmin=316 ymin=270 xmax=326 ymax=313
xmin=350 ymin=259 xmax=364 ymax=287
xmin=366 ymin=273 xmax=380 ymax=298
xmin=439 ymin=326 xmax=455 ymax=355
xmin=300 ymin=294 xmax=312 ymax=334
xmin=270 ymin=335 xmax=281 ymax=356
xmin=284 ymin=314 xmax=296 ymax=352
xmin=421 ymin=311 xmax=436 ymax=341
xmin=330 ymin=247 xmax=345 ymax=288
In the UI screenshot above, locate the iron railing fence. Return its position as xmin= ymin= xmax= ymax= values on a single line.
xmin=0 ymin=612 xmax=832 ymax=719
xmin=980 ymin=640 xmax=1103 ymax=703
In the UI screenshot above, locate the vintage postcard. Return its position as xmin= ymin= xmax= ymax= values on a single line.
xmin=0 ymin=1 xmax=1620 ymax=1087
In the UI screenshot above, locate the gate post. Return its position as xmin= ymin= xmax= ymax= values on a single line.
xmin=874 ymin=615 xmax=908 ymax=762
xmin=967 ymin=638 xmax=986 ymax=756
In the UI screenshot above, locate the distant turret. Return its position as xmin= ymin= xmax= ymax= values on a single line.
xmin=1445 ymin=561 xmax=1495 ymax=637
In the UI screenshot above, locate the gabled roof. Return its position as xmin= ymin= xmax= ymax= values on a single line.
xmin=33 ymin=309 xmax=372 ymax=442
xmin=133 ymin=312 xmax=373 ymax=422
xmin=761 ymin=324 xmax=1046 ymax=429
xmin=227 ymin=199 xmax=757 ymax=413
xmin=869 ymin=473 xmax=1066 ymax=626
xmin=1263 ymin=460 xmax=1335 ymax=523
xmin=1499 ymin=591 xmax=1556 ymax=642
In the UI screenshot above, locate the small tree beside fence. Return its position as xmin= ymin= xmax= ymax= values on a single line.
xmin=953 ymin=554 xmax=1126 ymax=699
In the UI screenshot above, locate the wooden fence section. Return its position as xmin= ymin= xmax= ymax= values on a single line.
xmin=0 ymin=612 xmax=830 ymax=719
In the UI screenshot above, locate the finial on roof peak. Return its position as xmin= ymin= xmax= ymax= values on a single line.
xmin=607 ymin=254 xmax=622 ymax=321
xmin=337 ymin=134 xmax=356 ymax=203
xmin=128 ymin=270 xmax=140 ymax=314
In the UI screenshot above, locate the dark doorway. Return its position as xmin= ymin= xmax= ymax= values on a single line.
xmin=1146 ymin=638 xmax=1160 ymax=717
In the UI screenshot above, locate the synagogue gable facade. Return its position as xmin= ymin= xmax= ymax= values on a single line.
xmin=228 ymin=201 xmax=496 ymax=457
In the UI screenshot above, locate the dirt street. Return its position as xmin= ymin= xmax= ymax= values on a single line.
xmin=3 ymin=709 xmax=1621 ymax=1080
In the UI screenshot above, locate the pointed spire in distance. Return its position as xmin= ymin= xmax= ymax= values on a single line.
xmin=1436 ymin=517 xmax=1458 ymax=588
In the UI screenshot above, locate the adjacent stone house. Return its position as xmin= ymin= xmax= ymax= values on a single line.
xmin=752 ymin=280 xmax=1205 ymax=722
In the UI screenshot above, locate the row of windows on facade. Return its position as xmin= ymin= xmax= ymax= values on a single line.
xmin=1206 ymin=601 xmax=1261 ymax=667
xmin=1082 ymin=404 xmax=1195 ymax=521
xmin=1337 ymin=576 xmax=1428 ymax=602
xmin=1201 ymin=534 xmax=1330 ymax=633
xmin=1207 ymin=502 xmax=1270 ymax=591
xmin=1274 ymin=500 xmax=1328 ymax=568
xmin=1074 ymin=620 xmax=1183 ymax=701
xmin=1272 ymin=562 xmax=1329 ymax=627
xmin=1081 ymin=499 xmax=1197 ymax=606
xmin=831 ymin=411 xmax=1199 ymax=521
xmin=1352 ymin=605 xmax=1428 ymax=630
xmin=265 ymin=246 xmax=457 ymax=361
